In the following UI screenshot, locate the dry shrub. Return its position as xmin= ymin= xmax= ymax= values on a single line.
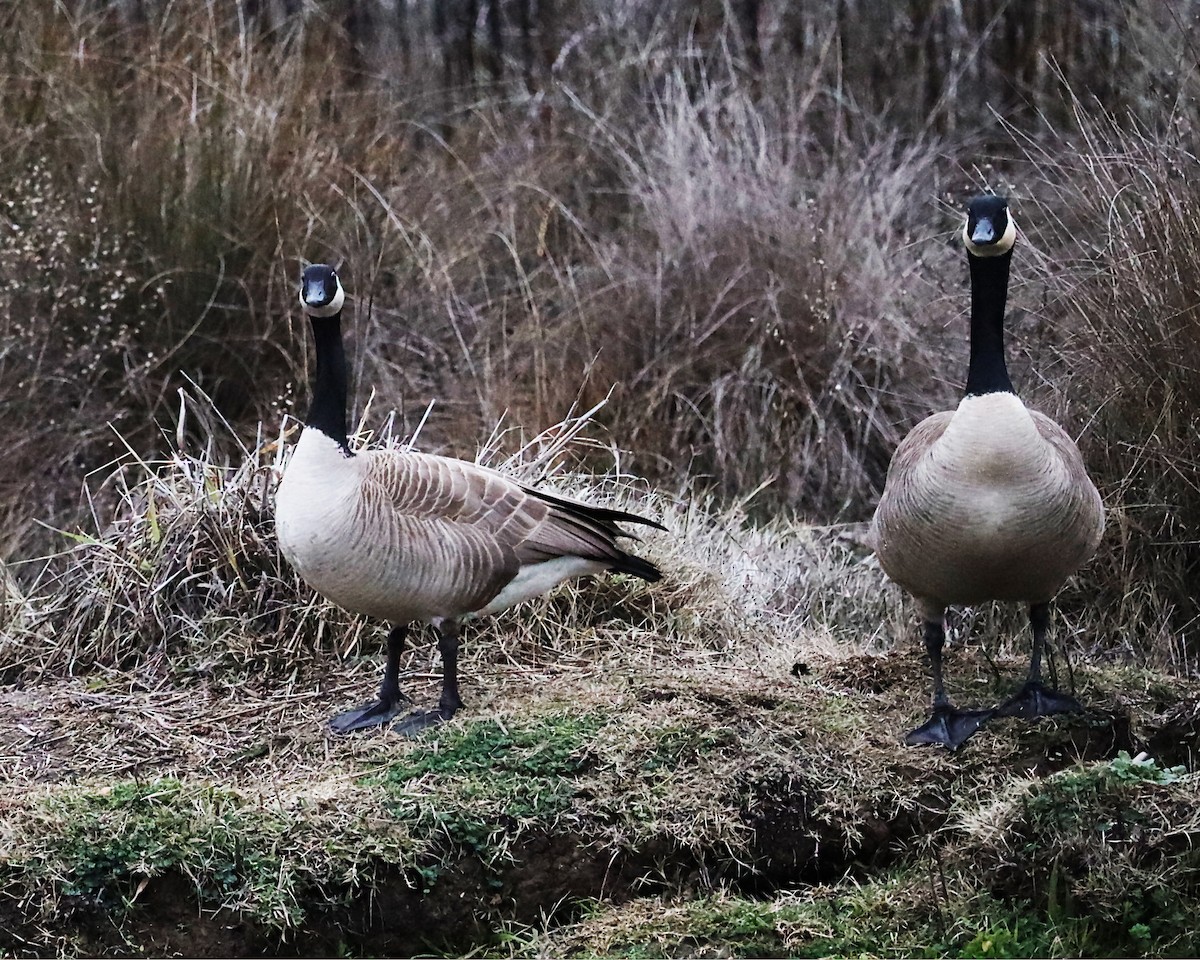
xmin=478 ymin=72 xmax=952 ymax=517
xmin=1016 ymin=95 xmax=1200 ymax=664
xmin=1 ymin=410 xmax=363 ymax=682
xmin=0 ymin=8 xmax=336 ymax=553
xmin=621 ymin=74 xmax=946 ymax=514
xmin=0 ymin=160 xmax=152 ymax=557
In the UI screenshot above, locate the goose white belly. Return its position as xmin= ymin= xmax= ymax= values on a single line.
xmin=275 ymin=429 xmax=456 ymax=623
xmin=873 ymin=394 xmax=1102 ymax=606
xmin=475 ymin=556 xmax=608 ymax=617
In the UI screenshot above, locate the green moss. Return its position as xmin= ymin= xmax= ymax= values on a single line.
xmin=15 ymin=779 xmax=295 ymax=925
xmin=6 ymin=777 xmax=412 ymax=932
xmin=373 ymin=712 xmax=606 ymax=880
xmin=382 ymin=712 xmax=604 ymax=783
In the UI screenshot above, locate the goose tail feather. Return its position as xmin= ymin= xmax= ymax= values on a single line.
xmin=609 ymin=551 xmax=663 ymax=583
xmin=528 ymin=486 xmax=668 ymax=535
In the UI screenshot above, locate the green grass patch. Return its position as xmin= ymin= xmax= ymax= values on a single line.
xmin=644 ymin=721 xmax=740 ymax=771
xmin=383 ymin=712 xmax=604 ymax=783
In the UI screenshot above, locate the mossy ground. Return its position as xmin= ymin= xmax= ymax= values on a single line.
xmin=2 ymin=610 xmax=1198 ymax=956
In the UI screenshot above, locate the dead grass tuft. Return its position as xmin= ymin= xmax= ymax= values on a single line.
xmin=2 ymin=395 xmax=351 ymax=682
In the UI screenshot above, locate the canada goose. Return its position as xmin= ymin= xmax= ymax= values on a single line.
xmin=870 ymin=196 xmax=1104 ymax=750
xmin=275 ymin=264 xmax=664 ymax=734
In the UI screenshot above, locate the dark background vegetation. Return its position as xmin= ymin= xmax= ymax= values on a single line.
xmin=1 ymin=0 xmax=1198 ymax=655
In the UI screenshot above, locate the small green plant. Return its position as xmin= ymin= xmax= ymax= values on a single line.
xmin=957 ymin=918 xmax=1054 ymax=959
xmin=1107 ymin=751 xmax=1186 ymax=785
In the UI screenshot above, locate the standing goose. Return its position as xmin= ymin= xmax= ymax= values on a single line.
xmin=275 ymin=264 xmax=665 ymax=734
xmin=870 ymin=196 xmax=1104 ymax=750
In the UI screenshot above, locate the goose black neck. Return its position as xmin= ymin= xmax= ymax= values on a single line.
xmin=306 ymin=313 xmax=352 ymax=454
xmin=964 ymin=249 xmax=1015 ymax=397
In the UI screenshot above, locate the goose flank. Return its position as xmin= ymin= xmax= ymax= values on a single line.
xmin=870 ymin=196 xmax=1105 ymax=750
xmin=275 ymin=264 xmax=665 ymax=735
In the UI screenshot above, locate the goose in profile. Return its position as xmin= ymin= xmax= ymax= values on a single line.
xmin=275 ymin=264 xmax=664 ymax=734
xmin=870 ymin=196 xmax=1104 ymax=750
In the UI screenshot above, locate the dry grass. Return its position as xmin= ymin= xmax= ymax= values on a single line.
xmin=3 ymin=1 xmax=1197 ymax=660
xmin=0 ymin=387 xmax=861 ymax=686
xmin=521 ymin=73 xmax=953 ymax=515
xmin=1011 ymin=89 xmax=1200 ymax=666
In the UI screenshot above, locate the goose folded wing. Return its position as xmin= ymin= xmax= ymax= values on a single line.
xmin=881 ymin=411 xmax=955 ymax=484
xmin=362 ymin=450 xmax=636 ymax=566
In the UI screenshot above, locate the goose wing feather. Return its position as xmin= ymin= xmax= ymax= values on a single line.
xmin=879 ymin=411 xmax=955 ymax=490
xmin=362 ymin=450 xmax=641 ymax=570
xmin=1028 ymin=410 xmax=1105 ymax=555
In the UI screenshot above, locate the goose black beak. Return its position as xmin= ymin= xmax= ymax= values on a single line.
xmin=303 ymin=282 xmax=332 ymax=308
xmin=970 ymin=217 xmax=997 ymax=245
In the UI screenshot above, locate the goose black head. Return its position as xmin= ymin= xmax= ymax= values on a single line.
xmin=963 ymin=196 xmax=1016 ymax=258
xmin=299 ymin=264 xmax=345 ymax=318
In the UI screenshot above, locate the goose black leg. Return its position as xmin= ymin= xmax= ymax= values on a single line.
xmin=995 ymin=602 xmax=1082 ymax=719
xmin=906 ymin=617 xmax=994 ymax=749
xmin=329 ymin=624 xmax=413 ymax=733
xmin=391 ymin=618 xmax=465 ymax=736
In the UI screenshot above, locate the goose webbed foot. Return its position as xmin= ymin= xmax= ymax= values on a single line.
xmin=330 ymin=620 xmax=465 ymax=737
xmin=329 ymin=693 xmax=412 ymax=734
xmin=389 ymin=698 xmax=462 ymax=737
xmin=995 ymin=680 xmax=1082 ymax=720
xmin=905 ymin=704 xmax=995 ymax=750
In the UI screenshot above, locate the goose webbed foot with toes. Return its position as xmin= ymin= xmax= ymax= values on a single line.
xmin=328 ymin=620 xmax=468 ymax=736
xmin=329 ymin=625 xmax=415 ymax=733
xmin=994 ymin=602 xmax=1083 ymax=720
xmin=904 ymin=618 xmax=994 ymax=750
xmin=994 ymin=681 xmax=1082 ymax=720
xmin=330 ymin=696 xmax=413 ymax=734
xmin=906 ymin=703 xmax=996 ymax=750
